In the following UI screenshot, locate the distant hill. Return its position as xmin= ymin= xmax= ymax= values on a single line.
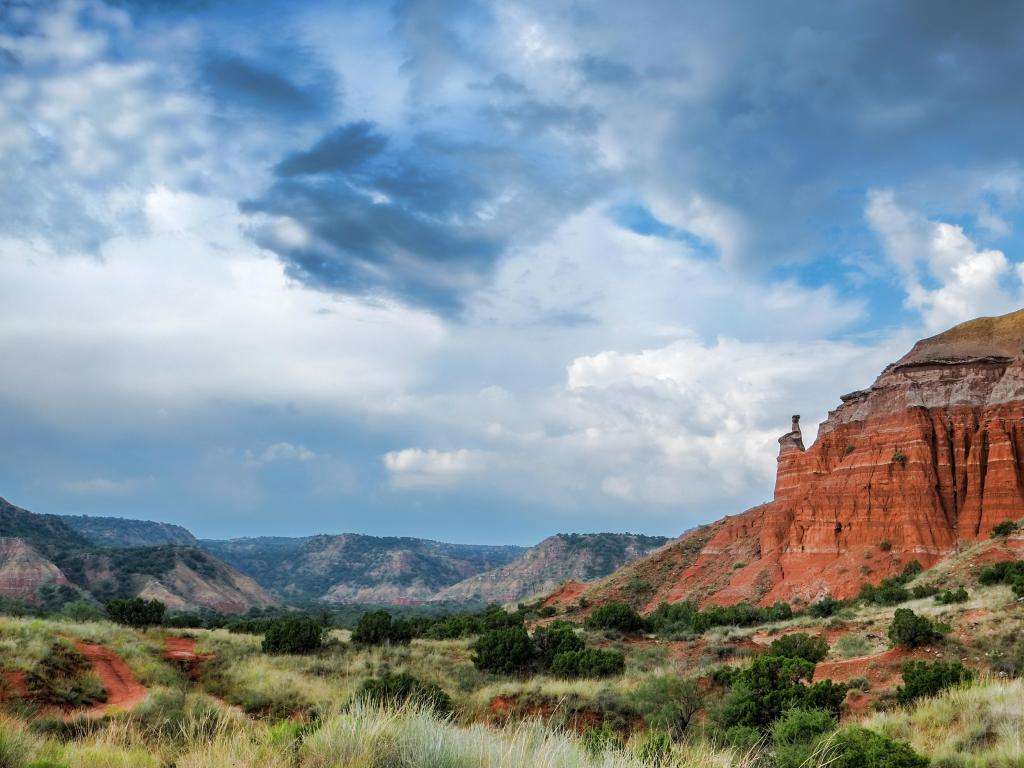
xmin=432 ymin=533 xmax=671 ymax=604
xmin=61 ymin=514 xmax=198 ymax=548
xmin=0 ymin=497 xmax=276 ymax=613
xmin=201 ymin=534 xmax=526 ymax=604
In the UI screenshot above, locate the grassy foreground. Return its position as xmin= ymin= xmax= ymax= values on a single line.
xmin=0 ymin=700 xmax=749 ymax=768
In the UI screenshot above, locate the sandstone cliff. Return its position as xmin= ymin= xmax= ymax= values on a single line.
xmin=562 ymin=310 xmax=1024 ymax=611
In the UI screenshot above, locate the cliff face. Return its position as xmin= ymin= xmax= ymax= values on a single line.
xmin=569 ymin=310 xmax=1024 ymax=611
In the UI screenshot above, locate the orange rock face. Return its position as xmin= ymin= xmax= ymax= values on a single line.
xmin=605 ymin=310 xmax=1024 ymax=610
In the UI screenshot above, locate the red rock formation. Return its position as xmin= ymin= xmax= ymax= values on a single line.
xmin=576 ymin=310 xmax=1024 ymax=611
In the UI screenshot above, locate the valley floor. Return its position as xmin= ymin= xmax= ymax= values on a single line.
xmin=0 ymin=578 xmax=1021 ymax=767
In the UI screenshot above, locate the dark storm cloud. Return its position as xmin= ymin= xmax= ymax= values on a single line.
xmin=201 ymin=53 xmax=335 ymax=119
xmin=600 ymin=0 xmax=1024 ymax=264
xmin=274 ymin=122 xmax=389 ymax=177
xmin=242 ymin=177 xmax=503 ymax=313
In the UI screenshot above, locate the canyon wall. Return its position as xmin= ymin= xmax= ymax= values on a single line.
xmin=568 ymin=310 xmax=1024 ymax=610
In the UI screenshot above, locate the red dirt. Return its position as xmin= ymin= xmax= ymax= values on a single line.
xmin=1 ymin=670 xmax=28 ymax=700
xmin=541 ymin=580 xmax=589 ymax=609
xmin=814 ymin=647 xmax=920 ymax=684
xmin=73 ymin=641 xmax=148 ymax=716
xmin=164 ymin=636 xmax=214 ymax=681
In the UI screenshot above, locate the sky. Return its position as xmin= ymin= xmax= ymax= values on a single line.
xmin=2 ymin=0 xmax=1024 ymax=544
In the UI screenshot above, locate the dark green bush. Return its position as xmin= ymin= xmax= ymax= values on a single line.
xmin=911 ymin=584 xmax=939 ymax=599
xmin=888 ymin=609 xmax=943 ymax=648
xmin=584 ymin=602 xmax=647 ymax=633
xmin=991 ymin=520 xmax=1020 ymax=538
xmin=769 ymin=633 xmax=830 ymax=663
xmin=352 ymin=610 xmax=413 ymax=646
xmin=471 ymin=626 xmax=535 ymax=674
xmin=978 ymin=560 xmax=1024 ymax=597
xmin=261 ymin=616 xmax=324 ymax=654
xmin=935 ymin=586 xmax=968 ymax=605
xmin=771 ymin=707 xmax=838 ymax=768
xmin=647 ymin=599 xmax=794 ymax=636
xmin=896 ymin=661 xmax=973 ymax=704
xmin=859 ymin=562 xmax=926 ymax=606
xmin=828 ymin=726 xmax=929 ymax=768
xmin=772 ymin=707 xmax=836 ymax=746
xmin=106 ymin=597 xmax=165 ymax=627
xmin=538 ymin=606 xmax=557 ymax=618
xmin=532 ymin=621 xmax=584 ymax=668
xmin=717 ymin=655 xmax=847 ymax=731
xmin=356 ymin=672 xmax=454 ymax=716
xmin=550 ymin=648 xmax=625 ymax=678
xmin=808 ymin=595 xmax=843 ymax=618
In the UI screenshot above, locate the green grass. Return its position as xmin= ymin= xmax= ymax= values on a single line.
xmin=864 ymin=677 xmax=1024 ymax=768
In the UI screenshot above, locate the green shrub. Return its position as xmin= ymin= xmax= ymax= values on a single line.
xmin=828 ymin=726 xmax=929 ymax=768
xmin=978 ymin=560 xmax=1024 ymax=597
xmin=991 ymin=520 xmax=1019 ymax=538
xmin=549 ymin=648 xmax=625 ymax=678
xmin=808 ymin=595 xmax=843 ymax=618
xmin=631 ymin=675 xmax=702 ymax=737
xmin=531 ymin=621 xmax=584 ymax=668
xmin=896 ymin=661 xmax=973 ymax=704
xmin=106 ymin=597 xmax=165 ymax=627
xmin=261 ymin=616 xmax=324 ymax=654
xmin=911 ymin=584 xmax=939 ymax=599
xmin=771 ymin=707 xmax=836 ymax=746
xmin=935 ymin=586 xmax=968 ymax=605
xmin=537 ymin=606 xmax=556 ymax=618
xmin=647 ymin=599 xmax=793 ymax=636
xmin=471 ymin=626 xmax=534 ymax=674
xmin=769 ymin=633 xmax=829 ymax=663
xmin=356 ymin=672 xmax=454 ymax=716
xmin=888 ymin=609 xmax=942 ymax=648
xmin=584 ymin=603 xmax=647 ymax=633
xmin=720 ymin=725 xmax=762 ymax=750
xmin=717 ymin=655 xmax=847 ymax=731
xmin=352 ymin=610 xmax=413 ymax=646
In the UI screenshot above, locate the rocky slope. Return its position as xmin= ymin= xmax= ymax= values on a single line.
xmin=61 ymin=514 xmax=198 ymax=548
xmin=433 ymin=533 xmax=670 ymax=604
xmin=201 ymin=534 xmax=526 ymax=604
xmin=561 ymin=309 xmax=1024 ymax=612
xmin=0 ymin=497 xmax=276 ymax=612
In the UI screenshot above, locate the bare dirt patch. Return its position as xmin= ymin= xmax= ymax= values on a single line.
xmin=164 ymin=636 xmax=214 ymax=681
xmin=73 ymin=641 xmax=147 ymax=716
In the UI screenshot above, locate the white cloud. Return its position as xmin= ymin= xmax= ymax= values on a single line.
xmin=62 ymin=476 xmax=147 ymax=496
xmin=867 ymin=189 xmax=1024 ymax=332
xmin=245 ymin=442 xmax=316 ymax=467
xmin=383 ymin=448 xmax=488 ymax=488
xmin=0 ymin=189 xmax=446 ymax=431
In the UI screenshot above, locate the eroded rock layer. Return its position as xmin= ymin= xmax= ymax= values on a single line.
xmin=577 ymin=310 xmax=1024 ymax=610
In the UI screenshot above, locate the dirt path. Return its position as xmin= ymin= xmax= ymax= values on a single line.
xmin=164 ymin=636 xmax=214 ymax=681
xmin=73 ymin=641 xmax=148 ymax=716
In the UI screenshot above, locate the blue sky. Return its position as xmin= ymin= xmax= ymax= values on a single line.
xmin=2 ymin=0 xmax=1024 ymax=544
